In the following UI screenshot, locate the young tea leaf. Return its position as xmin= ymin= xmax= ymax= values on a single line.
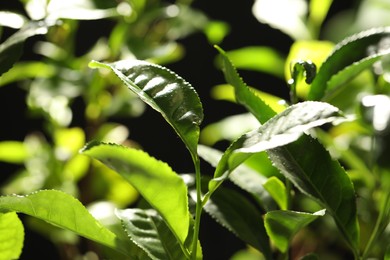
xmin=0 ymin=212 xmax=24 ymax=260
xmin=308 ymin=27 xmax=390 ymax=100
xmin=81 ymin=142 xmax=190 ymax=245
xmin=215 ymin=46 xmax=277 ymax=124
xmin=263 ymin=177 xmax=288 ymax=210
xmin=89 ymin=60 xmax=203 ymax=156
xmin=264 ymin=209 xmax=325 ymax=253
xmin=267 ymin=135 xmax=360 ymax=253
xmin=0 ymin=190 xmax=131 ymax=256
xmin=207 ymin=101 xmax=343 ymax=198
xmin=116 ymin=208 xmax=191 ymax=260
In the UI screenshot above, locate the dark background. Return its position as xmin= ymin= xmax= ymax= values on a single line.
xmin=0 ymin=0 xmax=356 ymax=259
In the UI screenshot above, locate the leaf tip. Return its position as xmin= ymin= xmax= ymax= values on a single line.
xmin=88 ymin=60 xmax=106 ymax=69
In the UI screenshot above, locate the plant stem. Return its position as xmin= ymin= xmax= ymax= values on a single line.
xmin=191 ymin=155 xmax=203 ymax=260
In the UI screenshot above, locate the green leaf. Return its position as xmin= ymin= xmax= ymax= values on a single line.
xmin=267 ymin=135 xmax=360 ymax=253
xmin=264 ymin=209 xmax=325 ymax=253
xmin=0 ymin=212 xmax=24 ymax=260
xmin=215 ymin=46 xmax=277 ymax=124
xmin=116 ymin=208 xmax=191 ymax=260
xmin=197 ymin=145 xmax=274 ymax=211
xmin=0 ymin=190 xmax=130 ymax=256
xmin=308 ymin=27 xmax=390 ymax=100
xmin=218 ymin=46 xmax=285 ymax=78
xmin=263 ymin=177 xmax=288 ymax=210
xmin=207 ymin=101 xmax=343 ymax=197
xmin=81 ymin=142 xmax=190 ymax=245
xmin=0 ymin=141 xmax=28 ymax=164
xmin=0 ymin=20 xmax=57 ymax=77
xmin=89 ymin=59 xmax=203 ymax=157
xmin=202 ymin=185 xmax=272 ymax=259
xmin=0 ymin=62 xmax=56 ymax=87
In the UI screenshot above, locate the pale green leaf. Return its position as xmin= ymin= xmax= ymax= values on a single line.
xmin=0 ymin=190 xmax=130 ymax=256
xmin=0 ymin=212 xmax=24 ymax=260
xmin=89 ymin=59 xmax=203 ymax=157
xmin=116 ymin=208 xmax=190 ymax=260
xmin=81 ymin=142 xmax=190 ymax=245
xmin=264 ymin=209 xmax=325 ymax=253
xmin=263 ymin=177 xmax=288 ymax=210
xmin=0 ymin=62 xmax=56 ymax=87
xmin=0 ymin=141 xmax=28 ymax=164
xmin=220 ymin=46 xmax=285 ymax=78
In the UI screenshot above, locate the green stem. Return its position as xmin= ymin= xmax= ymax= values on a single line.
xmin=191 ymin=155 xmax=202 ymax=260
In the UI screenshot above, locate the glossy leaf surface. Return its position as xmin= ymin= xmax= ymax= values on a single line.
xmin=0 ymin=212 xmax=24 ymax=260
xmin=81 ymin=142 xmax=190 ymax=244
xmin=0 ymin=190 xmax=130 ymax=256
xmin=215 ymin=46 xmax=277 ymax=124
xmin=265 ymin=209 xmax=325 ymax=253
xmin=309 ymin=27 xmax=390 ymax=100
xmin=267 ymin=135 xmax=359 ymax=251
xmin=0 ymin=20 xmax=56 ymax=77
xmin=208 ymin=101 xmax=342 ymax=195
xmin=89 ymin=60 xmax=203 ymax=156
xmin=116 ymin=208 xmax=190 ymax=260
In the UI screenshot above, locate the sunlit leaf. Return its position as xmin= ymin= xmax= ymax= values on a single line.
xmin=89 ymin=59 xmax=203 ymax=157
xmin=0 ymin=61 xmax=56 ymax=87
xmin=0 ymin=20 xmax=57 ymax=77
xmin=309 ymin=0 xmax=333 ymax=36
xmin=0 ymin=141 xmax=28 ymax=164
xmin=204 ymin=20 xmax=230 ymax=44
xmin=219 ymin=46 xmax=285 ymax=78
xmin=0 ymin=11 xmax=27 ymax=29
xmin=0 ymin=212 xmax=24 ymax=260
xmin=252 ymin=0 xmax=310 ymax=40
xmin=264 ymin=209 xmax=325 ymax=253
xmin=263 ymin=177 xmax=288 ymax=210
xmin=267 ymin=135 xmax=360 ymax=253
xmin=81 ymin=142 xmax=190 ymax=245
xmin=47 ymin=0 xmax=117 ymax=20
xmin=0 ymin=190 xmax=131 ymax=256
xmin=207 ymin=101 xmax=343 ymax=200
xmin=116 ymin=208 xmax=190 ymax=260
xmin=200 ymin=113 xmax=260 ymax=146
xmin=215 ymin=46 xmax=276 ymax=124
xmin=308 ymin=27 xmax=390 ymax=100
xmin=210 ymin=84 xmax=286 ymax=114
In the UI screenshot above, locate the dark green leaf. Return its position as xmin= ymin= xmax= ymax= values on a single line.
xmin=0 ymin=190 xmax=131 ymax=256
xmin=89 ymin=60 xmax=203 ymax=156
xmin=81 ymin=142 xmax=190 ymax=245
xmin=264 ymin=209 xmax=325 ymax=253
xmin=0 ymin=20 xmax=57 ymax=77
xmin=203 ymin=186 xmax=272 ymax=259
xmin=116 ymin=208 xmax=190 ymax=260
xmin=215 ymin=46 xmax=277 ymax=124
xmin=0 ymin=212 xmax=24 ymax=260
xmin=308 ymin=27 xmax=390 ymax=100
xmin=267 ymin=135 xmax=359 ymax=252
xmin=208 ymin=101 xmax=342 ymax=197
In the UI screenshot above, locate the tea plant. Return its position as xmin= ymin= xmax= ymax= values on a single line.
xmin=1 ymin=0 xmax=390 ymax=259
